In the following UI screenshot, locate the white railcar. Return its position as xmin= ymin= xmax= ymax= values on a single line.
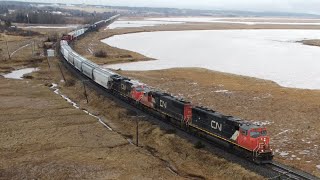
xmin=74 ymin=56 xmax=84 ymax=71
xmin=82 ymin=60 xmax=98 ymax=79
xmin=61 ymin=46 xmax=69 ymax=60
xmin=93 ymin=67 xmax=117 ymax=89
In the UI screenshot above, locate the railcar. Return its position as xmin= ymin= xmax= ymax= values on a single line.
xmin=81 ymin=60 xmax=98 ymax=79
xmin=73 ymin=55 xmax=84 ymax=71
xmin=93 ymin=68 xmax=116 ymax=89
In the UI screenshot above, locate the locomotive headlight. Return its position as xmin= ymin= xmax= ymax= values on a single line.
xmin=264 ymin=138 xmax=266 ymax=142
xmin=261 ymin=150 xmax=264 ymax=153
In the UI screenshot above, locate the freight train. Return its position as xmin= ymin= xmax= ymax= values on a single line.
xmin=61 ymin=14 xmax=120 ymax=41
xmin=59 ymin=15 xmax=273 ymax=163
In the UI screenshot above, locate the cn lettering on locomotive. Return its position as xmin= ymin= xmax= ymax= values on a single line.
xmin=160 ymin=100 xmax=167 ymax=108
xmin=211 ymin=120 xmax=222 ymax=131
xmin=121 ymin=84 xmax=126 ymax=90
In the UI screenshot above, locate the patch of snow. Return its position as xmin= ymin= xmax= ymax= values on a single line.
xmin=103 ymin=30 xmax=320 ymax=90
xmin=127 ymin=138 xmax=134 ymax=145
xmin=214 ymin=90 xmax=232 ymax=94
xmin=279 ymin=151 xmax=289 ymax=156
xmin=87 ymin=48 xmax=93 ymax=54
xmin=50 ymin=83 xmax=113 ymax=131
xmin=275 ymin=129 xmax=290 ymax=136
xmin=10 ymin=43 xmax=31 ymax=57
xmin=299 ymin=150 xmax=310 ymax=155
xmin=316 ymin=165 xmax=320 ymax=170
xmin=252 ymin=97 xmax=260 ymax=100
xmin=3 ymin=68 xmax=39 ymax=80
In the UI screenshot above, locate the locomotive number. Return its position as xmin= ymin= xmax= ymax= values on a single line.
xmin=121 ymin=84 xmax=126 ymax=90
xmin=211 ymin=120 xmax=222 ymax=131
xmin=160 ymin=100 xmax=167 ymax=108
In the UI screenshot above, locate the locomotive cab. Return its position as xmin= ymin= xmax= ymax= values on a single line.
xmin=131 ymin=85 xmax=153 ymax=107
xmin=237 ymin=124 xmax=273 ymax=163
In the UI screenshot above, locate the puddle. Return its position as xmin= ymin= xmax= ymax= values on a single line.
xmin=3 ymin=68 xmax=39 ymax=80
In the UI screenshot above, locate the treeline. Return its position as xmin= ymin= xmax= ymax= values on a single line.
xmin=13 ymin=11 xmax=66 ymax=24
xmin=0 ymin=6 xmax=9 ymax=14
xmin=0 ymin=3 xmax=116 ymax=25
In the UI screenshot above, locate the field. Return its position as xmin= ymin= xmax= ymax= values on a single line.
xmin=73 ymin=21 xmax=320 ymax=176
xmin=0 ymin=30 xmax=262 ymax=179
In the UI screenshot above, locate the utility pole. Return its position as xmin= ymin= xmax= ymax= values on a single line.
xmin=46 ymin=56 xmax=51 ymax=68
xmin=5 ymin=36 xmax=10 ymax=60
xmin=32 ymin=40 xmax=35 ymax=57
xmin=136 ymin=119 xmax=139 ymax=147
xmin=82 ymin=80 xmax=89 ymax=103
xmin=58 ymin=63 xmax=66 ymax=82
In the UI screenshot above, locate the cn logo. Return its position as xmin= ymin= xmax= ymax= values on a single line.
xmin=160 ymin=100 xmax=167 ymax=108
xmin=211 ymin=121 xmax=222 ymax=131
xmin=121 ymin=84 xmax=126 ymax=90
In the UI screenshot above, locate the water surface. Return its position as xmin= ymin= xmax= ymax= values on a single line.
xmin=102 ymin=30 xmax=320 ymax=89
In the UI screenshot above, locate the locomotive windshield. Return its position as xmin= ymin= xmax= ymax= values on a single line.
xmin=250 ymin=131 xmax=260 ymax=138
xmin=250 ymin=129 xmax=268 ymax=138
xmin=135 ymin=87 xmax=144 ymax=92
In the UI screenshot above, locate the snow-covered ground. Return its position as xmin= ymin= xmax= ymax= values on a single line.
xmin=148 ymin=17 xmax=320 ymax=26
xmin=102 ymin=30 xmax=320 ymax=90
xmin=106 ymin=20 xmax=184 ymax=29
xmin=3 ymin=68 xmax=39 ymax=80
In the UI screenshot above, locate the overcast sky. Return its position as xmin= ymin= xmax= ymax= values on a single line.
xmin=5 ymin=0 xmax=320 ymax=14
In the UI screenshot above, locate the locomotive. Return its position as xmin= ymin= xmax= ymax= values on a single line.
xmin=59 ymin=16 xmax=273 ymax=163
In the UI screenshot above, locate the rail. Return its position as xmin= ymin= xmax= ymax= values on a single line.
xmin=267 ymin=161 xmax=319 ymax=180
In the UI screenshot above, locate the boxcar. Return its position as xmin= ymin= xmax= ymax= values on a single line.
xmin=74 ymin=56 xmax=84 ymax=71
xmin=82 ymin=60 xmax=98 ymax=79
xmin=93 ymin=68 xmax=116 ymax=89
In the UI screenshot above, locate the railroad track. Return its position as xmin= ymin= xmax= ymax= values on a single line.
xmin=266 ymin=161 xmax=319 ymax=180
